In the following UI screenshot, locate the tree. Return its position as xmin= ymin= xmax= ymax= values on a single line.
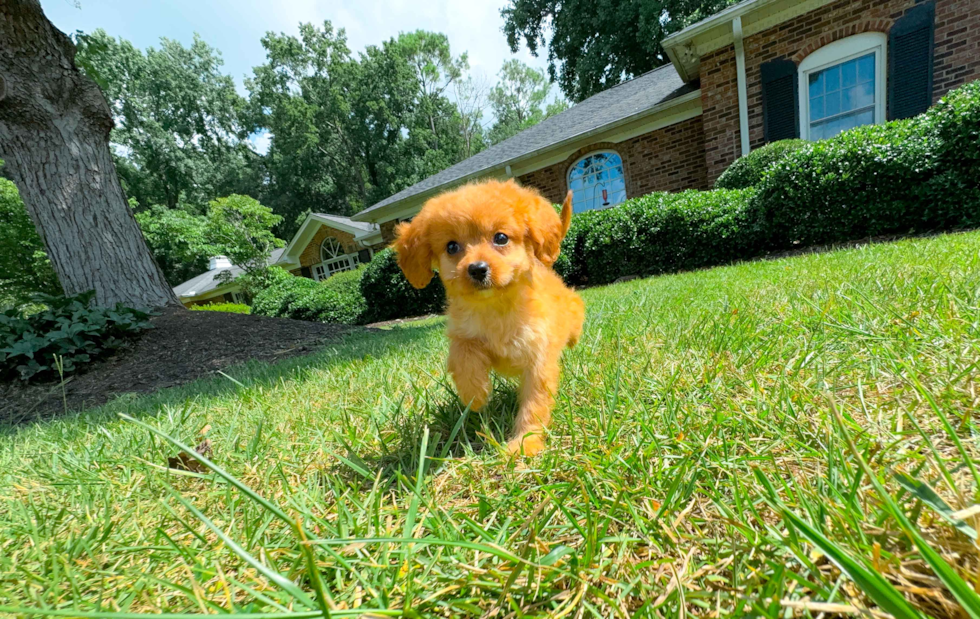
xmin=452 ymin=75 xmax=489 ymax=158
xmin=134 ymin=205 xmax=210 ymax=285
xmin=502 ymin=0 xmax=737 ymax=102
xmin=487 ymin=60 xmax=563 ymax=144
xmin=74 ymin=29 xmax=260 ymax=211
xmin=203 ymin=195 xmax=284 ymax=273
xmin=0 ymin=0 xmax=178 ymax=308
xmin=0 ymin=163 xmax=60 ymax=304
xmin=248 ymin=23 xmax=477 ymax=237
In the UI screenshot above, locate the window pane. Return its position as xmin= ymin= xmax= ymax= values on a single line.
xmin=810 ymin=95 xmax=825 ymax=121
xmin=568 ymin=152 xmax=626 ymax=213
xmin=841 ymin=61 xmax=857 ymax=88
xmin=857 ymin=54 xmax=875 ymax=83
xmin=809 ymin=72 xmax=823 ymax=98
xmin=855 ymin=80 xmax=874 ymax=108
xmin=824 ymin=65 xmax=840 ymax=93
xmin=825 ymin=91 xmax=841 ymax=117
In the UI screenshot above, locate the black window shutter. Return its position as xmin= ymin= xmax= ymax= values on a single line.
xmin=357 ymin=249 xmax=371 ymax=264
xmin=761 ymin=59 xmax=800 ymax=142
xmin=888 ymin=1 xmax=935 ymax=120
xmin=300 ymin=266 xmax=312 ymax=279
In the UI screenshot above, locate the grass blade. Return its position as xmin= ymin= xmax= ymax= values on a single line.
xmin=779 ymin=507 xmax=925 ymax=619
xmin=895 ymin=472 xmax=977 ymax=540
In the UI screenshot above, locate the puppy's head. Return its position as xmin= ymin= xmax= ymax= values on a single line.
xmin=394 ymin=179 xmax=571 ymax=298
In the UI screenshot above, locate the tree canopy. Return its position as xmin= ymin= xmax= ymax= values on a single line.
xmin=246 ymin=24 xmax=482 ymax=236
xmin=74 ymin=29 xmax=261 ymax=212
xmin=488 ymin=60 xmax=566 ymax=145
xmin=502 ymin=0 xmax=737 ymax=102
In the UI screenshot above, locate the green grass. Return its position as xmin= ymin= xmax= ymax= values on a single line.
xmin=3 ymin=231 xmax=980 ymax=618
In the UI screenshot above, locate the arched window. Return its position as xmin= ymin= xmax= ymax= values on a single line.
xmin=567 ymin=151 xmax=627 ymax=213
xmin=799 ymin=32 xmax=887 ymax=140
xmin=312 ymin=236 xmax=358 ymax=281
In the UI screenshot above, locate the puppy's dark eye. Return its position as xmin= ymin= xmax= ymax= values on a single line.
xmin=446 ymin=241 xmax=461 ymax=255
xmin=493 ymin=232 xmax=509 ymax=246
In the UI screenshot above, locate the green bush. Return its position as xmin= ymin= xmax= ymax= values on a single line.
xmin=360 ymin=247 xmax=446 ymax=323
xmin=250 ymin=266 xmax=367 ymax=324
xmin=714 ymin=139 xmax=807 ymax=190
xmin=0 ymin=163 xmax=60 ymax=303
xmin=0 ymin=291 xmax=153 ymax=382
xmin=560 ymin=189 xmax=757 ymax=286
xmin=189 ymin=302 xmax=250 ymax=314
xmin=747 ymin=81 xmax=980 ymax=249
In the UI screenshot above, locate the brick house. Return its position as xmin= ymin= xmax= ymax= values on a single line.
xmin=173 ymin=215 xmax=384 ymax=307
xmin=352 ymin=0 xmax=979 ymax=238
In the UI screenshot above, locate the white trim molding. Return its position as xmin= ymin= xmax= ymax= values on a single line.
xmin=733 ymin=16 xmax=750 ymax=156
xmin=798 ymin=32 xmax=887 ymax=140
xmin=662 ymin=0 xmax=838 ymax=82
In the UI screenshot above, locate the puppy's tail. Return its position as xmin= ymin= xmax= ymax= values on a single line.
xmin=559 ymin=191 xmax=573 ymax=238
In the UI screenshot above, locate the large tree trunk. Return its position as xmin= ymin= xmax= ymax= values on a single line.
xmin=0 ymin=0 xmax=179 ymax=308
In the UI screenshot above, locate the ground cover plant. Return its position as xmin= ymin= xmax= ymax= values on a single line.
xmin=0 ymin=292 xmax=153 ymax=382
xmin=2 ymin=231 xmax=979 ymax=617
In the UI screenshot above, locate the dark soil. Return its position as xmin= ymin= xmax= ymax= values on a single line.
xmin=1 ymin=308 xmax=360 ymax=423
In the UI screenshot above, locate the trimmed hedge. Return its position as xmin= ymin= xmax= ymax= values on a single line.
xmin=189 ymin=302 xmax=250 ymax=314
xmin=558 ymin=189 xmax=757 ymax=286
xmin=251 ymin=266 xmax=367 ymax=324
xmin=714 ymin=139 xmax=807 ymax=190
xmin=747 ymin=81 xmax=980 ymax=249
xmin=359 ymin=247 xmax=445 ymax=323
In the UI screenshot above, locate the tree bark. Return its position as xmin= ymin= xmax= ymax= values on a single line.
xmin=0 ymin=0 xmax=179 ymax=308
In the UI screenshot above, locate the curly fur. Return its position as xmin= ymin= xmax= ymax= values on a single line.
xmin=394 ymin=179 xmax=584 ymax=457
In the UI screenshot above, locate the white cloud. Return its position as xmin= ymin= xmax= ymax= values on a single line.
xmin=248 ymin=130 xmax=272 ymax=155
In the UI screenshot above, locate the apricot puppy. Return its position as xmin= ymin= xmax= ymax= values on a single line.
xmin=394 ymin=179 xmax=585 ymax=457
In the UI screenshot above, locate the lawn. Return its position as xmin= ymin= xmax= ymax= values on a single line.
xmin=2 ymin=231 xmax=979 ymax=618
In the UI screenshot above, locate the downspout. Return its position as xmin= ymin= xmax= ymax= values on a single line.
xmin=733 ymin=16 xmax=751 ymax=156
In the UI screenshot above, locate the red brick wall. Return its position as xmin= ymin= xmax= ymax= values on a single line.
xmin=516 ymin=116 xmax=708 ymax=204
xmin=699 ymin=0 xmax=980 ymax=184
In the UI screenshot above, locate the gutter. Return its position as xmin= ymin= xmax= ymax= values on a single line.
xmin=733 ymin=16 xmax=751 ymax=156
xmin=352 ymin=88 xmax=702 ymax=222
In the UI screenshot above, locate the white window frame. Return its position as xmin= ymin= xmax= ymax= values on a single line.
xmin=798 ymin=32 xmax=887 ymax=140
xmin=230 ymin=290 xmax=246 ymax=305
xmin=311 ymin=236 xmax=358 ymax=281
xmin=566 ymin=150 xmax=628 ymax=213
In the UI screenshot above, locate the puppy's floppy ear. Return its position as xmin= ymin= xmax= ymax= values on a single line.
xmin=394 ymin=218 xmax=434 ymax=289
xmin=526 ymin=192 xmax=573 ymax=267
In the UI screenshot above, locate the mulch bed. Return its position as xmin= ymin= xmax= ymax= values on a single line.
xmin=1 ymin=308 xmax=360 ymax=423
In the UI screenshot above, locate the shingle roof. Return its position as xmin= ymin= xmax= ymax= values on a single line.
xmin=173 ymin=248 xmax=285 ymax=299
xmin=353 ymin=64 xmax=696 ymax=221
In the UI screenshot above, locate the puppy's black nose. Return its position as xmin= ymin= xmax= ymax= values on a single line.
xmin=467 ymin=261 xmax=490 ymax=282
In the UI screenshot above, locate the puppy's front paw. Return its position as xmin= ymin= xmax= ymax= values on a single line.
xmin=506 ymin=434 xmax=546 ymax=458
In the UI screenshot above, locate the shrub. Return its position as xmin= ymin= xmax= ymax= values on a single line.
xmin=747 ymin=82 xmax=980 ymax=249
xmin=0 ymin=291 xmax=153 ymax=382
xmin=189 ymin=302 xmax=250 ymax=314
xmin=714 ymin=139 xmax=807 ymax=190
xmin=360 ymin=248 xmax=445 ymax=323
xmin=250 ymin=266 xmax=368 ymax=324
xmin=559 ymin=189 xmax=757 ymax=286
xmin=0 ymin=162 xmax=60 ymax=303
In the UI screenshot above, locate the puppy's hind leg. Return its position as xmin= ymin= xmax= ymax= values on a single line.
xmin=448 ymin=339 xmax=492 ymax=412
xmin=507 ymin=359 xmax=560 ymax=457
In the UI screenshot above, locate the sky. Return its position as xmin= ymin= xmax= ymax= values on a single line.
xmin=41 ymin=0 xmax=551 ymax=95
